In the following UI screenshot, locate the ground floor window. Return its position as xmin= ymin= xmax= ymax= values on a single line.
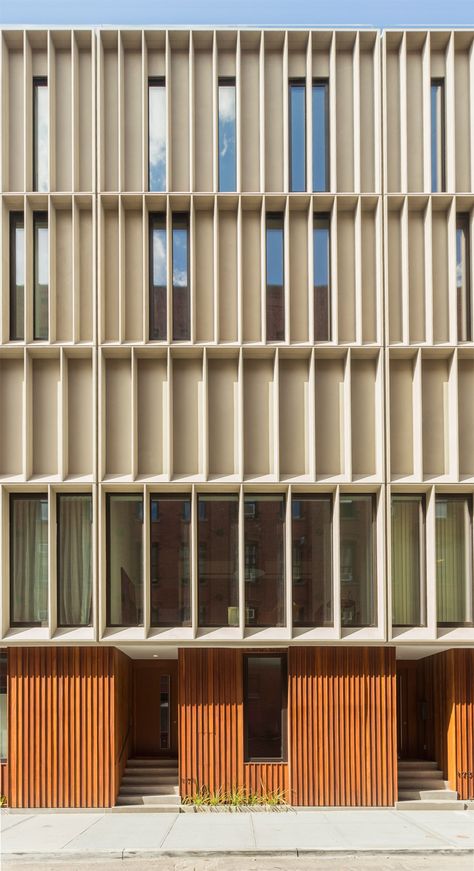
xmin=244 ymin=653 xmax=287 ymax=762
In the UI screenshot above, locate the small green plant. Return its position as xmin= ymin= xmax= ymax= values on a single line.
xmin=225 ymin=786 xmax=247 ymax=807
xmin=208 ymin=787 xmax=225 ymax=806
xmin=182 ymin=781 xmax=288 ymax=810
xmin=0 ymin=795 xmax=7 ymax=808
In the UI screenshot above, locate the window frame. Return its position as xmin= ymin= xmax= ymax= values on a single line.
xmin=313 ymin=211 xmax=331 ymax=342
xmin=149 ymin=211 xmax=167 ymax=341
xmin=10 ymin=492 xmax=49 ymax=628
xmin=243 ymin=652 xmax=288 ymax=764
xmin=56 ymin=492 xmax=93 ymax=628
xmin=391 ymin=494 xmax=426 ymax=629
xmin=289 ymin=78 xmax=306 ymax=192
xmin=33 ymin=76 xmax=48 ymax=192
xmin=456 ymin=213 xmax=471 ymax=343
xmin=172 ymin=212 xmax=190 ymax=341
xmin=218 ymin=76 xmax=237 ymax=193
xmin=9 ymin=211 xmax=25 ymax=341
xmin=149 ymin=493 xmax=192 ymax=628
xmin=106 ymin=492 xmax=144 ymax=628
xmin=291 ymin=493 xmax=333 ymax=628
xmin=435 ymin=494 xmax=473 ymax=628
xmin=431 ymin=78 xmax=446 ymax=193
xmin=33 ymin=210 xmax=49 ymax=341
xmin=339 ymin=492 xmax=377 ymax=629
xmin=148 ymin=76 xmax=166 ymax=192
xmin=265 ymin=211 xmax=285 ymax=342
xmin=312 ymin=78 xmax=330 ymax=192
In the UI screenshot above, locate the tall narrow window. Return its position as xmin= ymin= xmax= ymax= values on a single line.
xmin=148 ymin=78 xmax=166 ymax=192
xmin=244 ymin=654 xmax=287 ymax=762
xmin=292 ymin=495 xmax=333 ymax=627
xmin=149 ymin=213 xmax=167 ymax=340
xmin=198 ymin=494 xmax=239 ymax=627
xmin=245 ymin=495 xmax=285 ymax=627
xmin=313 ymin=213 xmax=331 ymax=341
xmin=340 ymin=494 xmax=376 ymax=627
xmin=391 ymin=495 xmax=425 ymax=627
xmin=10 ymin=494 xmax=48 ymax=627
xmin=266 ymin=213 xmax=284 ymax=341
xmin=313 ymin=79 xmax=329 ymax=192
xmin=34 ymin=212 xmax=48 ymax=340
xmin=0 ymin=651 xmax=6 ymax=762
xmin=456 ymin=214 xmax=471 ymax=342
xmin=150 ymin=496 xmax=191 ymax=627
xmin=436 ymin=496 xmax=473 ymax=626
xmin=33 ymin=77 xmax=48 ymax=192
xmin=10 ymin=212 xmax=24 ymax=341
xmin=218 ymin=78 xmax=236 ymax=192
xmin=172 ymin=214 xmax=190 ymax=341
xmin=431 ymin=79 xmax=445 ymax=192
xmin=289 ymin=79 xmax=306 ymax=192
xmin=57 ymin=494 xmax=93 ymax=627
xmin=107 ymin=494 xmax=143 ymax=627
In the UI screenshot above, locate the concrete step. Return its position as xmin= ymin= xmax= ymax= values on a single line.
xmin=127 ymin=758 xmax=177 ymax=768
xmin=398 ymin=760 xmax=439 ymax=770
xmin=398 ymin=788 xmax=459 ymax=801
xmin=396 ymin=799 xmax=468 ymax=810
xmin=122 ymin=774 xmax=178 ymax=784
xmin=398 ymin=770 xmax=444 ymax=780
xmin=123 ymin=769 xmax=178 ymax=779
xmin=397 ymin=779 xmax=449 ymax=791
xmin=119 ymin=783 xmax=180 ymax=796
xmin=115 ymin=798 xmax=181 ymax=812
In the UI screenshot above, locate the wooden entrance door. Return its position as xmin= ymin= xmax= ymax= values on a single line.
xmin=133 ymin=660 xmax=178 ymax=757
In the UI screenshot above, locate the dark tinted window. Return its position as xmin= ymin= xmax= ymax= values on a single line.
xmin=244 ymin=654 xmax=287 ymax=762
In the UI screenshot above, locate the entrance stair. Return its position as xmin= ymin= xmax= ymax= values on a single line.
xmin=396 ymin=759 xmax=467 ymax=809
xmin=115 ymin=757 xmax=180 ymax=812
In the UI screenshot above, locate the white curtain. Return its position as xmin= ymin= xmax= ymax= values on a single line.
xmin=12 ymin=497 xmax=48 ymax=624
xmin=392 ymin=498 xmax=421 ymax=625
xmin=436 ymin=498 xmax=469 ymax=624
xmin=59 ymin=495 xmax=92 ymax=626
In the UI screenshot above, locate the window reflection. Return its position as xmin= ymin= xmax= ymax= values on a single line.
xmin=148 ymin=79 xmax=166 ymax=192
xmin=244 ymin=654 xmax=287 ymax=762
xmin=150 ymin=496 xmax=191 ymax=627
xmin=10 ymin=494 xmax=48 ymax=626
xmin=292 ymin=496 xmax=333 ymax=627
xmin=149 ymin=213 xmax=167 ymax=340
xmin=172 ymin=215 xmax=190 ymax=341
xmin=198 ymin=495 xmax=239 ymax=627
xmin=266 ymin=213 xmax=284 ymax=341
xmin=218 ymin=79 xmax=236 ymax=192
xmin=312 ymin=80 xmax=329 ymax=192
xmin=245 ymin=495 xmax=285 ymax=627
xmin=107 ymin=494 xmax=143 ymax=627
xmin=314 ymin=213 xmax=331 ymax=341
xmin=289 ymin=80 xmax=306 ymax=192
xmin=33 ymin=77 xmax=48 ymax=192
xmin=34 ymin=212 xmax=48 ymax=340
xmin=456 ymin=214 xmax=471 ymax=342
xmin=340 ymin=495 xmax=376 ymax=627
xmin=431 ymin=79 xmax=445 ymax=192
xmin=10 ymin=212 xmax=24 ymax=341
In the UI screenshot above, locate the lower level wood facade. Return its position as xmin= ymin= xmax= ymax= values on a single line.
xmin=0 ymin=645 xmax=473 ymax=807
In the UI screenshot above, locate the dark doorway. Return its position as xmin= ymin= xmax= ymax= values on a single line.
xmin=133 ymin=660 xmax=178 ymax=757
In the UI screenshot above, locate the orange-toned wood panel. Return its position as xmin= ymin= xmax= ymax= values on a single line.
xmin=114 ymin=648 xmax=133 ymax=795
xmin=289 ymin=647 xmax=397 ymax=807
xmin=452 ymin=650 xmax=474 ymax=800
xmin=179 ymin=648 xmax=245 ymax=797
xmin=8 ymin=647 xmax=132 ymax=808
xmin=0 ymin=763 xmax=8 ymax=802
xmin=244 ymin=763 xmax=289 ymax=798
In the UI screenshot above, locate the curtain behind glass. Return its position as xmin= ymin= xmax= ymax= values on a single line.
xmin=391 ymin=497 xmax=423 ymax=626
xmin=11 ymin=496 xmax=48 ymax=625
xmin=436 ymin=497 xmax=471 ymax=624
xmin=58 ymin=495 xmax=92 ymax=626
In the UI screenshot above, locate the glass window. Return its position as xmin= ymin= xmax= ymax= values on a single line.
xmin=312 ymin=79 xmax=329 ymax=192
xmin=10 ymin=494 xmax=48 ymax=627
xmin=57 ymin=494 xmax=92 ymax=627
xmin=218 ymin=78 xmax=236 ymax=192
xmin=33 ymin=77 xmax=48 ymax=192
xmin=150 ymin=496 xmax=191 ymax=627
xmin=148 ymin=78 xmax=166 ymax=192
xmin=391 ymin=496 xmax=425 ymax=627
xmin=314 ymin=213 xmax=331 ymax=341
xmin=266 ymin=213 xmax=285 ymax=342
xmin=34 ymin=212 xmax=48 ymax=340
xmin=0 ymin=651 xmax=6 ymax=761
xmin=436 ymin=496 xmax=473 ymax=626
xmin=244 ymin=654 xmax=287 ymax=762
xmin=198 ymin=495 xmax=239 ymax=627
xmin=10 ymin=212 xmax=24 ymax=341
xmin=431 ymin=79 xmax=445 ymax=192
xmin=456 ymin=214 xmax=471 ymax=342
xmin=340 ymin=495 xmax=376 ymax=627
xmin=289 ymin=79 xmax=306 ymax=192
xmin=292 ymin=495 xmax=332 ymax=627
xmin=245 ymin=495 xmax=285 ymax=627
xmin=107 ymin=494 xmax=143 ymax=627
xmin=149 ymin=213 xmax=167 ymax=340
xmin=172 ymin=214 xmax=190 ymax=341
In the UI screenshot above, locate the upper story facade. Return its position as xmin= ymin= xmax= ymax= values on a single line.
xmin=0 ymin=28 xmax=474 ymax=650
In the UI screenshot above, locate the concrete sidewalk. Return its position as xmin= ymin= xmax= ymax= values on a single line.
xmin=1 ymin=808 xmax=474 ymax=861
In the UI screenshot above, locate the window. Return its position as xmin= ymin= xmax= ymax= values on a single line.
xmin=10 ymin=494 xmax=48 ymax=627
xmin=57 ymin=494 xmax=92 ymax=627
xmin=33 ymin=77 xmax=48 ymax=192
xmin=266 ymin=213 xmax=284 ymax=341
xmin=436 ymin=496 xmax=473 ymax=626
xmin=340 ymin=495 xmax=376 ymax=627
xmin=10 ymin=212 xmax=24 ymax=341
xmin=148 ymin=78 xmax=166 ymax=192
xmin=172 ymin=214 xmax=190 ymax=341
xmin=289 ymin=79 xmax=306 ymax=191
xmin=150 ymin=496 xmax=191 ymax=627
xmin=149 ymin=213 xmax=167 ymax=340
xmin=456 ymin=214 xmax=471 ymax=342
xmin=107 ymin=494 xmax=143 ymax=627
xmin=313 ymin=213 xmax=331 ymax=341
xmin=244 ymin=654 xmax=287 ymax=762
xmin=312 ymin=79 xmax=329 ymax=192
xmin=198 ymin=495 xmax=238 ymax=627
xmin=431 ymin=79 xmax=445 ymax=192
xmin=292 ymin=495 xmax=333 ymax=627
xmin=245 ymin=495 xmax=285 ymax=627
xmin=34 ymin=212 xmax=48 ymax=340
xmin=0 ymin=651 xmax=6 ymax=761
xmin=218 ymin=78 xmax=236 ymax=192
xmin=391 ymin=496 xmax=425 ymax=627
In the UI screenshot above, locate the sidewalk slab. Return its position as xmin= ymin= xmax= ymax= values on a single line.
xmin=397 ymin=811 xmax=474 ymax=849
xmin=65 ymin=812 xmax=177 ymax=853
xmin=160 ymin=812 xmax=255 ymax=852
xmin=0 ymin=812 xmax=103 ymax=853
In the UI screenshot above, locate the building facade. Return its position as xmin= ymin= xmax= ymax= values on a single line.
xmin=0 ymin=26 xmax=473 ymax=808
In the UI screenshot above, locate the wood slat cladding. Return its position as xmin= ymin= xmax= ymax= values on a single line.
xmin=244 ymin=763 xmax=288 ymax=797
xmin=0 ymin=763 xmax=8 ymax=801
xmin=288 ymin=647 xmax=397 ymax=807
xmin=453 ymin=649 xmax=474 ymax=800
xmin=7 ymin=647 xmax=132 ymax=808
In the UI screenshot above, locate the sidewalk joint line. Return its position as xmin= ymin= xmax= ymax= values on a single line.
xmin=61 ymin=812 xmax=105 ymax=850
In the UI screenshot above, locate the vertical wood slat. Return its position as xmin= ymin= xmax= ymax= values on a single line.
xmin=7 ymin=647 xmax=132 ymax=808
xmin=288 ymin=647 xmax=397 ymax=807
